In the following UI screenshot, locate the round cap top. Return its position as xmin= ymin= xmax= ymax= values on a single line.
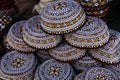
xmin=38 ymin=59 xmax=72 ymax=80
xmin=0 ymin=51 xmax=35 ymax=75
xmin=85 ymin=67 xmax=118 ymax=80
xmin=41 ymin=0 xmax=86 ymax=34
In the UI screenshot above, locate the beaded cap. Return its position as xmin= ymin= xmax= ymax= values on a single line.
xmin=34 ymin=59 xmax=74 ymax=80
xmin=85 ymin=6 xmax=109 ymax=18
xmin=0 ymin=14 xmax=12 ymax=32
xmin=37 ymin=50 xmax=52 ymax=63
xmin=6 ymin=21 xmax=36 ymax=52
xmin=22 ymin=15 xmax=62 ymax=49
xmin=0 ymin=51 xmax=37 ymax=80
xmin=64 ymin=17 xmax=110 ymax=48
xmin=80 ymin=0 xmax=112 ymax=8
xmin=41 ymin=0 xmax=86 ymax=34
xmin=3 ymin=35 xmax=13 ymax=52
xmin=89 ymin=30 xmax=120 ymax=64
xmin=49 ymin=42 xmax=86 ymax=62
xmin=73 ymin=54 xmax=101 ymax=71
xmin=85 ymin=67 xmax=118 ymax=80
xmin=106 ymin=63 xmax=120 ymax=79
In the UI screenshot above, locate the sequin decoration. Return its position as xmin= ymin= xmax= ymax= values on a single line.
xmin=6 ymin=21 xmax=36 ymax=53
xmin=41 ymin=0 xmax=86 ymax=34
xmin=85 ymin=67 xmax=118 ymax=80
xmin=22 ymin=15 xmax=62 ymax=49
xmin=49 ymin=42 xmax=86 ymax=62
xmin=89 ymin=30 xmax=120 ymax=64
xmin=64 ymin=17 xmax=110 ymax=48
xmin=34 ymin=59 xmax=74 ymax=80
xmin=0 ymin=51 xmax=37 ymax=80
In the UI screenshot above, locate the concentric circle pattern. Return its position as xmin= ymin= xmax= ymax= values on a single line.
xmin=34 ymin=59 xmax=74 ymax=80
xmin=73 ymin=54 xmax=101 ymax=71
xmin=89 ymin=30 xmax=120 ymax=64
xmin=85 ymin=67 xmax=118 ymax=80
xmin=49 ymin=42 xmax=86 ymax=62
xmin=64 ymin=17 xmax=110 ymax=48
xmin=6 ymin=21 xmax=36 ymax=52
xmin=0 ymin=51 xmax=37 ymax=80
xmin=41 ymin=0 xmax=86 ymax=34
xmin=22 ymin=15 xmax=62 ymax=49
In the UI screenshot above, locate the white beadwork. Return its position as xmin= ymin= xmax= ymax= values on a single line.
xmin=73 ymin=54 xmax=101 ymax=71
xmin=89 ymin=30 xmax=120 ymax=64
xmin=34 ymin=59 xmax=74 ymax=80
xmin=41 ymin=0 xmax=86 ymax=34
xmin=85 ymin=67 xmax=118 ymax=80
xmin=64 ymin=17 xmax=110 ymax=48
xmin=0 ymin=51 xmax=37 ymax=80
xmin=49 ymin=42 xmax=86 ymax=62
xmin=22 ymin=15 xmax=62 ymax=49
xmin=6 ymin=21 xmax=36 ymax=52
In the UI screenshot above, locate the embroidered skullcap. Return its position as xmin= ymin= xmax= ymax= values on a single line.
xmin=89 ymin=30 xmax=120 ymax=64
xmin=22 ymin=15 xmax=62 ymax=49
xmin=0 ymin=51 xmax=37 ymax=80
xmin=64 ymin=17 xmax=110 ymax=48
xmin=41 ymin=0 xmax=86 ymax=34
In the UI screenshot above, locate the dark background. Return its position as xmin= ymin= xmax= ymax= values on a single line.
xmin=108 ymin=0 xmax=120 ymax=31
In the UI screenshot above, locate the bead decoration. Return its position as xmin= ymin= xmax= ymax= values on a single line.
xmin=80 ymin=0 xmax=112 ymax=8
xmin=89 ymin=30 xmax=120 ymax=64
xmin=0 ymin=51 xmax=37 ymax=80
xmin=41 ymin=0 xmax=86 ymax=34
xmin=34 ymin=59 xmax=74 ymax=80
xmin=105 ymin=63 xmax=120 ymax=79
xmin=49 ymin=42 xmax=86 ymax=62
xmin=64 ymin=17 xmax=110 ymax=48
xmin=73 ymin=54 xmax=101 ymax=71
xmin=85 ymin=67 xmax=118 ymax=80
xmin=0 ymin=15 xmax=12 ymax=32
xmin=22 ymin=15 xmax=62 ymax=49
xmin=6 ymin=21 xmax=36 ymax=53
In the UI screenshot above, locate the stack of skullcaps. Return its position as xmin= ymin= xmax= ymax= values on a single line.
xmin=22 ymin=15 xmax=62 ymax=49
xmin=40 ymin=0 xmax=86 ymax=34
xmin=34 ymin=0 xmax=55 ymax=14
xmin=74 ymin=67 xmax=119 ymax=80
xmin=49 ymin=42 xmax=86 ymax=62
xmin=64 ymin=17 xmax=110 ymax=48
xmin=6 ymin=21 xmax=36 ymax=53
xmin=73 ymin=54 xmax=102 ymax=71
xmin=89 ymin=30 xmax=120 ymax=64
xmin=79 ymin=0 xmax=112 ymax=19
xmin=6 ymin=15 xmax=62 ymax=52
xmin=0 ymin=51 xmax=37 ymax=80
xmin=34 ymin=59 xmax=74 ymax=80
